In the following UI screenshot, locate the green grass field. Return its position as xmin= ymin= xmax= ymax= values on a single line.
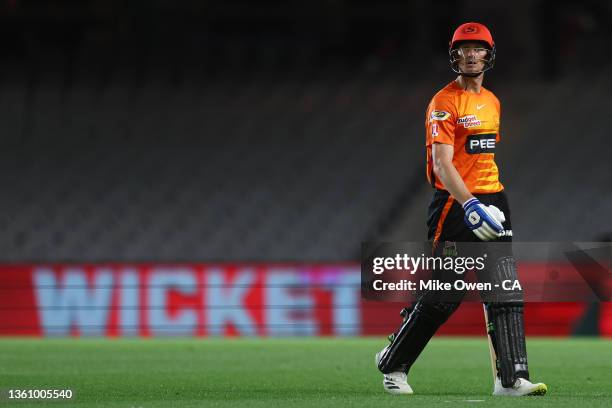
xmin=0 ymin=337 xmax=610 ymax=407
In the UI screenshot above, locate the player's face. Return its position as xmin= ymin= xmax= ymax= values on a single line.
xmin=456 ymin=42 xmax=488 ymax=74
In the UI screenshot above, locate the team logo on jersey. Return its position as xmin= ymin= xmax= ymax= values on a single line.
xmin=457 ymin=114 xmax=481 ymax=128
xmin=466 ymin=133 xmax=496 ymax=154
xmin=430 ymin=110 xmax=451 ymax=121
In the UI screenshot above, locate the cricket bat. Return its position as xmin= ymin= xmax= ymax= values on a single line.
xmin=483 ymin=304 xmax=498 ymax=382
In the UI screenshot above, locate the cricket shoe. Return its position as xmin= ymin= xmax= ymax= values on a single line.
xmin=492 ymin=377 xmax=547 ymax=396
xmin=375 ymin=349 xmax=413 ymax=395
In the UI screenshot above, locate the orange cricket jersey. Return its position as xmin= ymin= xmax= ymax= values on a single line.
xmin=425 ymin=81 xmax=503 ymax=194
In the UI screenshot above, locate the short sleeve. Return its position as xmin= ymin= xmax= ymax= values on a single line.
xmin=425 ymin=96 xmax=456 ymax=146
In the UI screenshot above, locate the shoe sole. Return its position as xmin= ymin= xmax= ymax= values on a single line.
xmin=527 ymin=384 xmax=547 ymax=396
xmin=384 ymin=389 xmax=413 ymax=395
xmin=493 ymin=383 xmax=548 ymax=397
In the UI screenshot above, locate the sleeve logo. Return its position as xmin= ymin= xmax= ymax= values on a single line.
xmin=430 ymin=110 xmax=451 ymax=121
xmin=431 ymin=123 xmax=439 ymax=136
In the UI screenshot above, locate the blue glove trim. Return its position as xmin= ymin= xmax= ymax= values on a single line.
xmin=462 ymin=197 xmax=480 ymax=211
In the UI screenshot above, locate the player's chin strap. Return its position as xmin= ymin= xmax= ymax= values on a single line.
xmin=459 ymin=71 xmax=484 ymax=78
xmin=452 ymin=62 xmax=493 ymax=77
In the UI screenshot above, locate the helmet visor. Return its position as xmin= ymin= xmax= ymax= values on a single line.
xmin=449 ymin=47 xmax=495 ymax=74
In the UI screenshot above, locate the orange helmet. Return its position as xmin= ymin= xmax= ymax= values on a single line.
xmin=450 ymin=22 xmax=494 ymax=50
xmin=449 ymin=22 xmax=495 ymax=75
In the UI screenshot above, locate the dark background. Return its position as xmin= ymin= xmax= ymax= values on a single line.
xmin=0 ymin=0 xmax=610 ymax=261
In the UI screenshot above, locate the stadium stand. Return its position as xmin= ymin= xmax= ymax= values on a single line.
xmin=0 ymin=35 xmax=609 ymax=262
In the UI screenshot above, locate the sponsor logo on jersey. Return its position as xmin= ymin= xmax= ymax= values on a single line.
xmin=466 ymin=133 xmax=496 ymax=154
xmin=431 ymin=123 xmax=439 ymax=136
xmin=430 ymin=110 xmax=451 ymax=121
xmin=457 ymin=114 xmax=481 ymax=128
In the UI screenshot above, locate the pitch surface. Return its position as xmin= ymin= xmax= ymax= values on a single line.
xmin=1 ymin=338 xmax=610 ymax=407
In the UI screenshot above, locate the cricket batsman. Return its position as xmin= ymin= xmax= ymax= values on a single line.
xmin=375 ymin=22 xmax=548 ymax=397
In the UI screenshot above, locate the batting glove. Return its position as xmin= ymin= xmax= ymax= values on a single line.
xmin=462 ymin=198 xmax=506 ymax=241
